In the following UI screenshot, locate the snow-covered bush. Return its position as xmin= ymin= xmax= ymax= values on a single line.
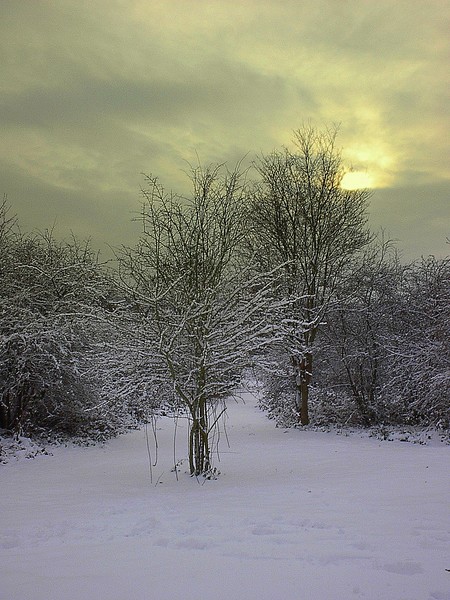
xmin=314 ymin=239 xmax=403 ymax=426
xmin=0 ymin=209 xmax=127 ymax=439
xmin=381 ymin=256 xmax=449 ymax=427
xmin=313 ymin=247 xmax=449 ymax=429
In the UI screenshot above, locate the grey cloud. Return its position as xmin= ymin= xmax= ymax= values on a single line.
xmin=369 ymin=180 xmax=450 ymax=261
xmin=0 ymin=160 xmax=139 ymax=252
xmin=1 ymin=56 xmax=295 ymax=133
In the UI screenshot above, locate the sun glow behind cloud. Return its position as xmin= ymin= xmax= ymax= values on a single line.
xmin=341 ymin=171 xmax=374 ymax=190
xmin=340 ymin=137 xmax=398 ymax=189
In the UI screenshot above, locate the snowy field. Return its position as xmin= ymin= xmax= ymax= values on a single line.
xmin=1 ymin=394 xmax=449 ymax=600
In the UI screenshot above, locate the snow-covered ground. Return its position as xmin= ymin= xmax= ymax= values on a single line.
xmin=1 ymin=394 xmax=449 ymax=600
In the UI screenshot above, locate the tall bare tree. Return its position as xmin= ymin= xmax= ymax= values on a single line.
xmin=249 ymin=125 xmax=372 ymax=424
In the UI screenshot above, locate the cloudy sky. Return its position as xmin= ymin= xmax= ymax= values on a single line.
xmin=1 ymin=0 xmax=449 ymax=260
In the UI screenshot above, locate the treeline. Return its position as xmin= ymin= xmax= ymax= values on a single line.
xmin=1 ymin=125 xmax=448 ymax=475
xmin=260 ymin=240 xmax=449 ymax=431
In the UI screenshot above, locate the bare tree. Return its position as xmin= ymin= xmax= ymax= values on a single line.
xmin=118 ymin=164 xmax=281 ymax=476
xmin=249 ymin=125 xmax=372 ymax=424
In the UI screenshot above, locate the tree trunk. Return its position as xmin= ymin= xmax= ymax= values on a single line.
xmin=188 ymin=397 xmax=211 ymax=477
xmin=0 ymin=391 xmax=23 ymax=433
xmin=295 ymin=353 xmax=312 ymax=425
xmin=0 ymin=395 xmax=9 ymax=430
